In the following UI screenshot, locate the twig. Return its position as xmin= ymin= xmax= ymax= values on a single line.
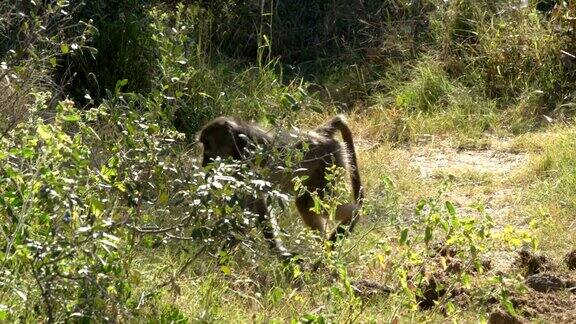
xmin=136 ymin=246 xmax=207 ymax=309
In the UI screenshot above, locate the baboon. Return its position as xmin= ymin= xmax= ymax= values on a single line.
xmin=198 ymin=115 xmax=363 ymax=260
xmin=535 ymin=0 xmax=556 ymax=13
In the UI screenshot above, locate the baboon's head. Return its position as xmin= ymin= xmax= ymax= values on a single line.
xmin=198 ymin=117 xmax=248 ymax=167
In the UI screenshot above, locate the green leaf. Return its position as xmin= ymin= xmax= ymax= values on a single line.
xmin=220 ymin=266 xmax=232 ymax=275
xmin=158 ymin=190 xmax=169 ymax=204
xmin=269 ymin=287 xmax=284 ymax=304
xmin=107 ymin=156 xmax=119 ymax=167
xmin=281 ymin=93 xmax=300 ymax=111
xmin=37 ymin=125 xmax=51 ymax=141
xmin=60 ymin=43 xmax=70 ymax=54
xmin=299 ymin=314 xmax=325 ymax=324
xmin=440 ymin=219 xmax=449 ymax=231
xmin=312 ymin=198 xmax=322 ymax=214
xmin=292 ymin=264 xmax=302 ymax=278
xmin=424 ymin=226 xmax=433 ymax=243
xmin=115 ymin=79 xmax=129 ymax=94
xmin=113 ymin=182 xmax=126 ymax=192
xmin=399 ymin=228 xmax=409 ymax=245
xmin=445 ymin=201 xmax=456 ymax=216
xmin=62 ymin=113 xmax=81 ymax=122
xmin=101 ymin=164 xmax=117 ymax=183
xmin=90 ymin=198 xmax=105 ymax=217
xmin=50 ymin=57 xmax=57 ymax=67
xmin=331 ymin=286 xmax=344 ymax=300
xmin=461 ymin=273 xmax=472 ymax=289
xmin=22 ymin=148 xmax=35 ymax=158
xmin=445 ymin=301 xmax=456 ymax=315
xmin=502 ymin=297 xmax=516 ymax=316
xmin=416 ymin=199 xmax=426 ymax=215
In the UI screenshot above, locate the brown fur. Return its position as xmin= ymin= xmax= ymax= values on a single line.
xmin=199 ymin=115 xmax=363 ymax=260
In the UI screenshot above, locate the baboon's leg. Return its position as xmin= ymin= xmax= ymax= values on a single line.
xmin=296 ymin=192 xmax=326 ymax=233
xmin=250 ymin=195 xmax=294 ymax=260
xmin=328 ymin=203 xmax=361 ymax=243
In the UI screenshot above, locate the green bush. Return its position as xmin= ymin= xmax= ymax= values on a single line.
xmin=478 ymin=11 xmax=565 ymax=104
xmin=2 ymin=0 xmax=575 ymax=321
xmin=0 ymin=95 xmax=136 ymax=321
xmin=0 ymin=91 xmax=312 ymax=320
xmin=430 ymin=0 xmax=576 ymax=112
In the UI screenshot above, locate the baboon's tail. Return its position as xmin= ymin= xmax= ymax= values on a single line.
xmin=322 ymin=115 xmax=364 ymax=205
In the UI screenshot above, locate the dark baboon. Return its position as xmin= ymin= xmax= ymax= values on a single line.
xmin=198 ymin=115 xmax=364 ymax=260
xmin=535 ymin=0 xmax=557 ymax=13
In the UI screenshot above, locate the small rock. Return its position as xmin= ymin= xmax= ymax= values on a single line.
xmin=514 ymin=249 xmax=550 ymax=275
xmin=564 ymin=250 xmax=576 ymax=270
xmin=525 ymin=274 xmax=565 ymax=292
xmin=487 ymin=309 xmax=523 ymax=324
xmin=351 ymin=279 xmax=392 ymax=298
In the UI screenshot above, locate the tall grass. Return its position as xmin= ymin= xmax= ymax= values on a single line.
xmin=518 ymin=129 xmax=576 ymax=253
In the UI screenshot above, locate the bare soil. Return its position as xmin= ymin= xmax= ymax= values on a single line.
xmin=512 ymin=289 xmax=576 ymax=323
xmin=408 ymin=139 xmax=526 ymax=218
xmin=404 ymin=139 xmax=576 ymax=322
xmin=514 ymin=249 xmax=553 ymax=276
xmin=408 ymin=139 xmax=528 ymax=272
xmin=409 ymin=141 xmax=526 ymax=180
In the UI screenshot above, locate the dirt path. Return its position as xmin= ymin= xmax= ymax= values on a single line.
xmin=408 ymin=139 xmax=527 ymax=221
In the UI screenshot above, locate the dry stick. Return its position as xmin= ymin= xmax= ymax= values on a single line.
xmin=32 ymin=265 xmax=54 ymax=323
xmin=127 ymin=214 xmax=191 ymax=234
xmin=341 ymin=222 xmax=383 ymax=257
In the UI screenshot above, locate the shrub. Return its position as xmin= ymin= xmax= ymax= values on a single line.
xmin=477 ymin=10 xmax=565 ymax=105
xmin=0 ymin=1 xmax=91 ymax=134
xmin=1 ymin=95 xmax=137 ymax=321
xmin=0 ymin=91 xmax=313 ymax=320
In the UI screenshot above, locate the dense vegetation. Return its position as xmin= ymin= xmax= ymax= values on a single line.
xmin=1 ymin=0 xmax=575 ymax=322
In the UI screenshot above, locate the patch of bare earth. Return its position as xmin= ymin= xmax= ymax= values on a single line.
xmin=404 ymin=139 xmax=576 ymax=322
xmin=407 ymin=139 xmax=528 ymax=271
xmin=409 ymin=140 xmax=525 ymax=180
